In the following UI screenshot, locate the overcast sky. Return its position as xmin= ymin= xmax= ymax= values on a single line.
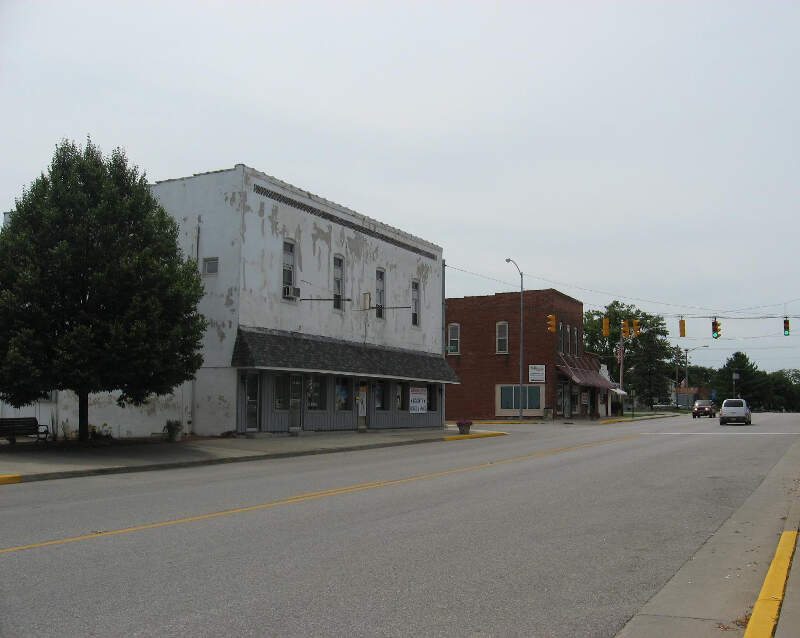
xmin=1 ymin=1 xmax=798 ymax=373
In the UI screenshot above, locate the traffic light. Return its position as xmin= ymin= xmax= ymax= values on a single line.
xmin=679 ymin=318 xmax=686 ymax=338
xmin=602 ymin=317 xmax=610 ymax=337
xmin=546 ymin=314 xmax=557 ymax=333
xmin=712 ymin=318 xmax=721 ymax=339
xmin=632 ymin=319 xmax=641 ymax=337
xmin=621 ymin=320 xmax=630 ymax=339
xmin=785 ymin=318 xmax=791 ymax=336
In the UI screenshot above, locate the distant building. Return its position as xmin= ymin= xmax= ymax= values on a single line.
xmin=2 ymin=165 xmax=458 ymax=436
xmin=444 ymin=289 xmax=614 ymax=420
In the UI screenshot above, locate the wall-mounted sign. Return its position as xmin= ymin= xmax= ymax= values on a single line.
xmin=409 ymin=386 xmax=427 ymax=413
xmin=528 ymin=364 xmax=546 ymax=383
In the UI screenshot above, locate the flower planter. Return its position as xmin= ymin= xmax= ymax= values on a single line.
xmin=456 ymin=421 xmax=472 ymax=435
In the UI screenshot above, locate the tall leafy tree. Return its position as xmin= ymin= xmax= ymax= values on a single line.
xmin=0 ymin=138 xmax=206 ymax=441
xmin=584 ymin=300 xmax=674 ymax=407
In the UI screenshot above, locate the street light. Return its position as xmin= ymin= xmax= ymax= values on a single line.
xmin=684 ymin=345 xmax=709 ymax=406
xmin=505 ymin=258 xmax=524 ymax=423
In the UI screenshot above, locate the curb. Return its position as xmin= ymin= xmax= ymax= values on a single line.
xmin=1 ymin=431 xmax=506 ymax=486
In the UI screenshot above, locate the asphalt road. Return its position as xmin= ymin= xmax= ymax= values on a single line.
xmin=2 ymin=413 xmax=799 ymax=637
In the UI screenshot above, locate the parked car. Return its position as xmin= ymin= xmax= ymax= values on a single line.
xmin=692 ymin=399 xmax=716 ymax=418
xmin=719 ymin=399 xmax=752 ymax=425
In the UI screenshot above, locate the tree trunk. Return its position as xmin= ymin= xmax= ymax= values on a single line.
xmin=78 ymin=389 xmax=89 ymax=442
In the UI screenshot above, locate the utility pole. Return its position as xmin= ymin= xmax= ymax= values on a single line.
xmin=505 ymin=258 xmax=524 ymax=423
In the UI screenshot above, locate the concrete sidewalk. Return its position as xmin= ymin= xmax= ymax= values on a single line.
xmin=0 ymin=425 xmax=506 ymax=484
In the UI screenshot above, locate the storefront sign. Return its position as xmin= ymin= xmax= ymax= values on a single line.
xmin=409 ymin=386 xmax=427 ymax=413
xmin=528 ymin=364 xmax=545 ymax=383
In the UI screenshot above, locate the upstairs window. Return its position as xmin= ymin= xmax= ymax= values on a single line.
xmin=375 ymin=269 xmax=385 ymax=319
xmin=558 ymin=322 xmax=564 ymax=353
xmin=333 ymin=255 xmax=344 ymax=311
xmin=496 ymin=321 xmax=508 ymax=354
xmin=566 ymin=325 xmax=571 ymax=355
xmin=282 ymin=241 xmax=297 ymax=299
xmin=411 ymin=281 xmax=420 ymax=326
xmin=448 ymin=323 xmax=460 ymax=354
xmin=573 ymin=328 xmax=579 ymax=356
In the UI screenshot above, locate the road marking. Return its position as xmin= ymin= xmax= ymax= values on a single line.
xmin=0 ymin=474 xmax=22 ymax=485
xmin=0 ymin=434 xmax=640 ymax=555
xmin=644 ymin=432 xmax=800 ymax=435
xmin=744 ymin=530 xmax=798 ymax=638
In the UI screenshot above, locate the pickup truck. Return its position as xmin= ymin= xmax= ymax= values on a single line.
xmin=719 ymin=398 xmax=751 ymax=425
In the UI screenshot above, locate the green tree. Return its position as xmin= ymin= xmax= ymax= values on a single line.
xmin=0 ymin=138 xmax=206 ymax=441
xmin=584 ymin=300 xmax=674 ymax=407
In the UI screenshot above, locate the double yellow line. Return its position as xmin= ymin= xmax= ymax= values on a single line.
xmin=0 ymin=434 xmax=640 ymax=555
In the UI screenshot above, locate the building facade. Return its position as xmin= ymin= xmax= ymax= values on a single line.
xmin=5 ymin=165 xmax=458 ymax=437
xmin=444 ymin=289 xmax=613 ymax=420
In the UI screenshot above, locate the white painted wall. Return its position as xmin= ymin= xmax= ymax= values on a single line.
xmin=239 ymin=166 xmax=443 ymax=354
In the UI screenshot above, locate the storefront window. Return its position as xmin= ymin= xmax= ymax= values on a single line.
xmin=427 ymin=385 xmax=438 ymax=411
xmin=375 ymin=381 xmax=388 ymax=410
xmin=335 ymin=377 xmax=352 ymax=411
xmin=396 ymin=382 xmax=409 ymax=410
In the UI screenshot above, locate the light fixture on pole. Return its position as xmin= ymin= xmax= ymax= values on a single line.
xmin=505 ymin=258 xmax=524 ymax=423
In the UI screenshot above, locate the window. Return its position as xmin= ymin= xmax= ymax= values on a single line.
xmin=375 ymin=381 xmax=388 ymax=410
xmin=427 ymin=385 xmax=438 ymax=412
xmin=573 ymin=328 xmax=579 ymax=356
xmin=411 ymin=281 xmax=420 ymax=326
xmin=500 ymin=385 xmax=541 ymax=410
xmin=335 ymin=377 xmax=352 ymax=411
xmin=282 ymin=241 xmax=295 ymax=298
xmin=396 ymin=382 xmax=409 ymax=410
xmin=448 ymin=323 xmax=460 ymax=354
xmin=566 ymin=325 xmax=571 ymax=355
xmin=496 ymin=321 xmax=508 ymax=354
xmin=274 ymin=374 xmax=290 ymax=410
xmin=375 ymin=269 xmax=385 ymax=319
xmin=202 ymin=257 xmax=219 ymax=275
xmin=307 ymin=375 xmax=327 ymax=410
xmin=333 ymin=255 xmax=344 ymax=311
xmin=558 ymin=322 xmax=564 ymax=353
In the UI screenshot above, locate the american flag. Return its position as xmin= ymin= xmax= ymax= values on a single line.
xmin=616 ymin=343 xmax=623 ymax=364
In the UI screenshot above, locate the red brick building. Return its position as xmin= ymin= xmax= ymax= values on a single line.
xmin=444 ymin=289 xmax=614 ymax=420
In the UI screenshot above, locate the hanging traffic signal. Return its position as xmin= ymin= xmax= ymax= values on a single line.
xmin=679 ymin=317 xmax=686 ymax=338
xmin=712 ymin=318 xmax=721 ymax=339
xmin=546 ymin=314 xmax=557 ymax=333
xmin=602 ymin=317 xmax=610 ymax=337
xmin=632 ymin=319 xmax=641 ymax=337
xmin=785 ymin=318 xmax=790 ymax=336
xmin=621 ymin=320 xmax=630 ymax=339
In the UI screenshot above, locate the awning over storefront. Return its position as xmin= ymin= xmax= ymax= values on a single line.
xmin=231 ymin=326 xmax=461 ymax=384
xmin=556 ymin=354 xmax=615 ymax=390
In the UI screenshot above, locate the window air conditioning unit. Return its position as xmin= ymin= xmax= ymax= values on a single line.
xmin=282 ymin=286 xmax=301 ymax=299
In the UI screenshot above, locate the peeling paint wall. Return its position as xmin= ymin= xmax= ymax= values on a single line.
xmin=239 ymin=167 xmax=444 ymax=354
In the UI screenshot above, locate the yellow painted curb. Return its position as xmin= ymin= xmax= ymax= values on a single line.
xmin=744 ymin=530 xmax=798 ymax=637
xmin=0 ymin=474 xmax=22 ymax=485
xmin=444 ymin=431 xmax=507 ymax=441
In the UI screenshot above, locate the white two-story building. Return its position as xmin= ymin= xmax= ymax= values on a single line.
xmin=11 ymin=165 xmax=458 ymax=437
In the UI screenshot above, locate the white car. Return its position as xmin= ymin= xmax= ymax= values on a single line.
xmin=719 ymin=399 xmax=752 ymax=425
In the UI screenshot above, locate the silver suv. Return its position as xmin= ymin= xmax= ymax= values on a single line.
xmin=719 ymin=399 xmax=752 ymax=425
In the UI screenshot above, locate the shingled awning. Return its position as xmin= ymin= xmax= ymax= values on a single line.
xmin=556 ymin=354 xmax=615 ymax=390
xmin=232 ymin=327 xmax=460 ymax=384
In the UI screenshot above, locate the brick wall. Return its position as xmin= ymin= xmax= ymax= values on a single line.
xmin=444 ymin=289 xmax=584 ymax=420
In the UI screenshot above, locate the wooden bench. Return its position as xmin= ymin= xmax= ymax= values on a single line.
xmin=0 ymin=417 xmax=49 ymax=444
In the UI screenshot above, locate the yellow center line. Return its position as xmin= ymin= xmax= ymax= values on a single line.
xmin=0 ymin=434 xmax=640 ymax=555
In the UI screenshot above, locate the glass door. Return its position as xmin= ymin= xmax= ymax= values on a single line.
xmin=290 ymin=374 xmax=303 ymax=430
xmin=245 ymin=373 xmax=260 ymax=431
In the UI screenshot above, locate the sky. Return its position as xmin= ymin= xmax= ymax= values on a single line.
xmin=1 ymin=1 xmax=798 ymax=373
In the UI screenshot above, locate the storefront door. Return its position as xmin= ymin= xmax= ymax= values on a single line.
xmin=289 ymin=374 xmax=303 ymax=430
xmin=357 ymin=380 xmax=369 ymax=429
